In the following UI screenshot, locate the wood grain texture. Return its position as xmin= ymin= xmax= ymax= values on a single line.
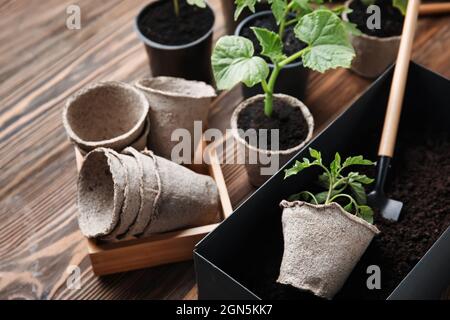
xmin=0 ymin=0 xmax=449 ymax=300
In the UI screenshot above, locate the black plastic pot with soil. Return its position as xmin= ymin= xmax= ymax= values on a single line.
xmin=235 ymin=11 xmax=310 ymax=101
xmin=343 ymin=0 xmax=405 ymax=78
xmin=135 ymin=0 xmax=215 ymax=84
xmin=194 ymin=63 xmax=450 ymax=300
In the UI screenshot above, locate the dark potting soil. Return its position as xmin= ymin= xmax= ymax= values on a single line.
xmin=240 ymin=15 xmax=307 ymax=63
xmin=237 ymin=98 xmax=309 ymax=151
xmin=137 ymin=0 xmax=214 ymax=46
xmin=248 ymin=131 xmax=450 ymax=300
xmin=348 ymin=0 xmax=404 ymax=37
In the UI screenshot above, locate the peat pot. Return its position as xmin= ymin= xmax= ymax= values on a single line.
xmin=135 ymin=76 xmax=216 ymax=161
xmin=134 ymin=0 xmax=215 ymax=84
xmin=235 ymin=11 xmax=310 ymax=100
xmin=194 ymin=63 xmax=450 ymax=300
xmin=343 ymin=0 xmax=401 ymax=78
xmin=278 ymin=201 xmax=379 ymax=299
xmin=230 ymin=94 xmax=314 ymax=187
xmin=63 ymin=81 xmax=149 ymax=154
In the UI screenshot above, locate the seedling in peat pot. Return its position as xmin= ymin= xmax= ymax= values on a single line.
xmin=173 ymin=0 xmax=206 ymax=16
xmin=212 ymin=1 xmax=357 ymax=117
xmin=284 ymin=148 xmax=376 ymax=223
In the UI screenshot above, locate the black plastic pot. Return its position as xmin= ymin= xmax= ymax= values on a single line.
xmin=134 ymin=1 xmax=215 ymax=84
xmin=194 ymin=62 xmax=450 ymax=300
xmin=235 ymin=11 xmax=309 ymax=101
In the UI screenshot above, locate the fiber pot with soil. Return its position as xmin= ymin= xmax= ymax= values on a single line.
xmin=212 ymin=7 xmax=356 ymax=186
xmin=135 ymin=0 xmax=215 ymax=84
xmin=280 ymin=148 xmax=380 ymax=299
xmin=343 ymin=0 xmax=406 ymax=78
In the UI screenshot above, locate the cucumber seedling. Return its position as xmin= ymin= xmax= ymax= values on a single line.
xmin=212 ymin=1 xmax=357 ymax=117
xmin=284 ymin=148 xmax=376 ymax=223
xmin=173 ymin=0 xmax=206 ymax=16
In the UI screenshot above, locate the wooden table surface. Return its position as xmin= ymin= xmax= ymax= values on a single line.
xmin=0 ymin=0 xmax=449 ymax=300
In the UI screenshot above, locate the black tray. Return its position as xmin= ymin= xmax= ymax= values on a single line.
xmin=194 ymin=62 xmax=450 ymax=300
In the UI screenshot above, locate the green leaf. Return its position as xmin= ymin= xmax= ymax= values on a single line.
xmin=344 ymin=201 xmax=353 ymax=213
xmin=212 ymin=36 xmax=269 ymax=90
xmin=317 ymin=172 xmax=330 ymax=188
xmin=294 ymin=10 xmax=355 ymax=73
xmin=349 ymin=181 xmax=367 ymax=204
xmin=251 ymin=27 xmax=286 ymax=62
xmin=269 ymin=0 xmax=287 ymax=25
xmin=342 ymin=155 xmax=374 ymax=168
xmin=348 ymin=172 xmax=374 ymax=185
xmin=358 ymin=205 xmax=374 ymax=224
xmin=284 ymin=160 xmax=310 ymax=178
xmin=393 ymin=0 xmax=408 ymax=15
xmin=330 ymin=152 xmax=341 ymax=177
xmin=309 ymin=148 xmax=322 ymax=161
xmin=288 ymin=191 xmax=315 ymax=203
xmin=187 ymin=0 xmax=206 ymax=8
xmin=315 ymin=191 xmax=328 ymax=204
xmin=235 ymin=0 xmax=258 ymax=20
xmin=292 ymin=0 xmax=314 ymax=12
xmin=343 ymin=21 xmax=362 ymax=36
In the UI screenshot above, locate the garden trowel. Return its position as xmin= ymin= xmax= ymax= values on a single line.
xmin=367 ymin=0 xmax=420 ymax=221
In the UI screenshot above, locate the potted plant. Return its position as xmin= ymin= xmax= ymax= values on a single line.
xmin=343 ymin=0 xmax=407 ymax=78
xmin=134 ymin=0 xmax=215 ymax=84
xmin=212 ymin=7 xmax=356 ymax=186
xmin=278 ymin=148 xmax=380 ymax=299
xmin=232 ymin=0 xmax=358 ymax=100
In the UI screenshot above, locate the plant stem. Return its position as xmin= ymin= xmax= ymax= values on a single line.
xmin=263 ymin=63 xmax=281 ymax=117
xmin=278 ymin=1 xmax=296 ymax=38
xmin=279 ymin=47 xmax=308 ymax=67
xmin=329 ymin=194 xmax=358 ymax=213
xmin=173 ymin=0 xmax=180 ymax=17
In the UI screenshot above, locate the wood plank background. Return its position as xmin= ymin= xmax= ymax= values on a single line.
xmin=0 ymin=0 xmax=449 ymax=300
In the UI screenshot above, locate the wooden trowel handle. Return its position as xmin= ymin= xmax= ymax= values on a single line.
xmin=378 ymin=0 xmax=421 ymax=158
xmin=420 ymin=3 xmax=450 ymax=16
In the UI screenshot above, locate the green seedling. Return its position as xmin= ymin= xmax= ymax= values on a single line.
xmin=361 ymin=0 xmax=408 ymax=15
xmin=212 ymin=1 xmax=357 ymax=118
xmin=284 ymin=148 xmax=376 ymax=223
xmin=173 ymin=0 xmax=206 ymax=16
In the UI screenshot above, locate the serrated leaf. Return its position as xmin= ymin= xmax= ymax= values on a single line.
xmin=348 ymin=172 xmax=374 ymax=184
xmin=309 ymin=148 xmax=321 ymax=161
xmin=251 ymin=27 xmax=286 ymax=62
xmin=187 ymin=0 xmax=206 ymax=8
xmin=284 ymin=160 xmax=310 ymax=178
xmin=330 ymin=152 xmax=341 ymax=176
xmin=212 ymin=36 xmax=269 ymax=90
xmin=393 ymin=0 xmax=408 ymax=15
xmin=294 ymin=10 xmax=355 ymax=73
xmin=358 ymin=205 xmax=374 ymax=224
xmin=342 ymin=155 xmax=374 ymax=168
xmin=350 ymin=181 xmax=367 ymax=204
xmin=269 ymin=0 xmax=287 ymax=25
xmin=235 ymin=0 xmax=258 ymax=20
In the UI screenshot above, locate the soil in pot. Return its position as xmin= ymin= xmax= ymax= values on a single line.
xmin=242 ymin=129 xmax=450 ymax=300
xmin=137 ymin=0 xmax=214 ymax=46
xmin=240 ymin=14 xmax=306 ymax=63
xmin=348 ymin=0 xmax=404 ymax=38
xmin=237 ymin=98 xmax=309 ymax=151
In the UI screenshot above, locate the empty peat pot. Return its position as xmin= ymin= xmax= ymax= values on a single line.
xmin=231 ymin=94 xmax=314 ymax=187
xmin=278 ymin=201 xmax=380 ymax=299
xmin=134 ymin=0 xmax=215 ymax=84
xmin=343 ymin=0 xmax=402 ymax=78
xmin=63 ymin=81 xmax=149 ymax=153
xmin=135 ymin=76 xmax=216 ymax=161
xmin=77 ymin=147 xmax=219 ymax=239
xmin=235 ymin=11 xmax=309 ymax=101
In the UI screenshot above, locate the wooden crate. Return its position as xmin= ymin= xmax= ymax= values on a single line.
xmin=74 ymin=141 xmax=233 ymax=276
